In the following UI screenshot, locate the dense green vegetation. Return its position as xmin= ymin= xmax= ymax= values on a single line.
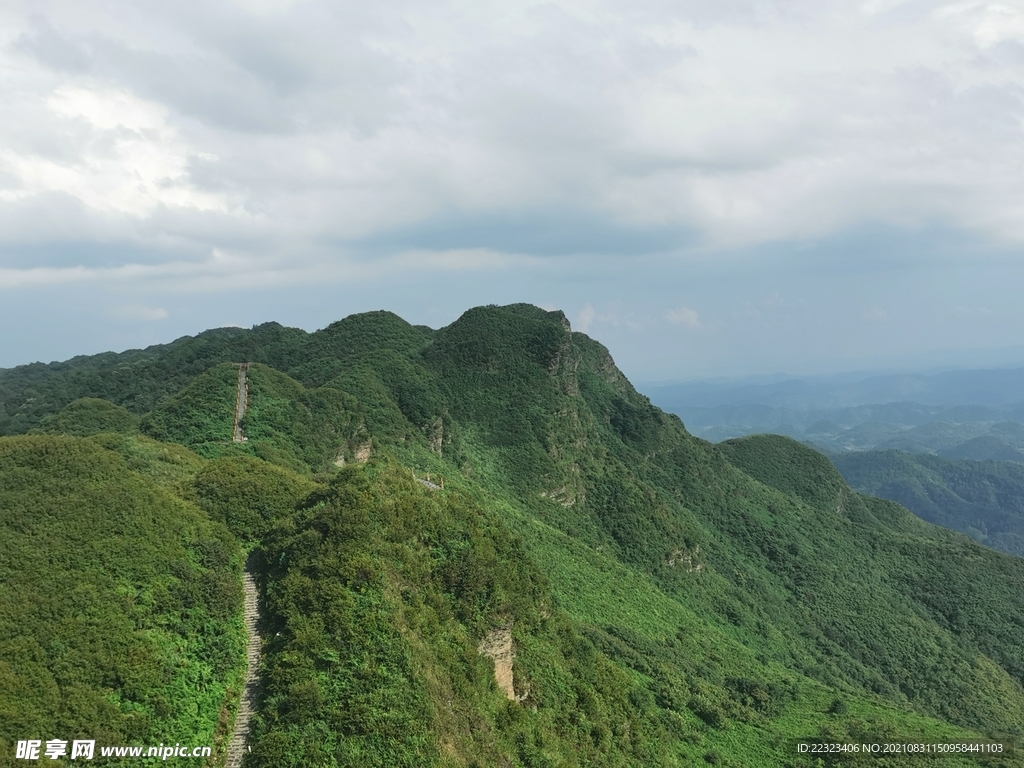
xmin=0 ymin=436 xmax=245 ymax=766
xmin=39 ymin=397 xmax=139 ymax=437
xmin=249 ymin=462 xmax=685 ymax=767
xmin=718 ymin=436 xmax=1024 ymax=731
xmin=0 ymin=323 xmax=309 ymax=436
xmin=141 ymin=364 xmax=241 ymax=451
xmin=3 ymin=304 xmax=1024 ymax=766
xmin=189 ymin=455 xmax=319 ymax=542
xmin=832 ymin=449 xmax=1024 ymax=557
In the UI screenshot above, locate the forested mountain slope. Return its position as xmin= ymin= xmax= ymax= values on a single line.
xmin=2 ymin=304 xmax=1022 ymax=767
xmin=0 ymin=435 xmax=246 ymax=767
xmin=831 ymin=449 xmax=1024 ymax=558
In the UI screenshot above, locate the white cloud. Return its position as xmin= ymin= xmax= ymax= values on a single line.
xmin=572 ymin=302 xmax=626 ymax=334
xmin=938 ymin=3 xmax=1024 ymax=48
xmin=0 ymin=248 xmax=284 ymax=291
xmin=389 ymin=248 xmax=538 ymax=271
xmin=953 ymin=304 xmax=994 ymax=315
xmin=48 ymin=84 xmax=166 ymax=132
xmin=1 ymin=83 xmax=229 ymax=218
xmin=0 ymin=243 xmax=534 ymax=293
xmin=576 ymin=303 xmax=596 ymax=333
xmin=109 ymin=303 xmax=169 ymax=321
xmin=1 ymin=0 xmax=1023 ymax=385
xmin=0 ymin=0 xmax=1020 ymax=265
xmin=665 ymin=306 xmax=701 ymax=328
xmin=862 ymin=304 xmax=890 ymax=322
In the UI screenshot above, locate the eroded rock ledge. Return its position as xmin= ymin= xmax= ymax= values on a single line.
xmin=478 ymin=624 xmax=516 ymax=701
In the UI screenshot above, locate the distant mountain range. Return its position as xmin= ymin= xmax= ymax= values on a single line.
xmin=645 ymin=365 xmax=1024 ymax=562
xmin=646 ymin=366 xmax=1024 ymax=410
xmin=645 ymin=367 xmax=1024 ymax=461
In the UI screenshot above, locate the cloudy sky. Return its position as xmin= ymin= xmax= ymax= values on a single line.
xmin=2 ymin=0 xmax=1023 ymax=381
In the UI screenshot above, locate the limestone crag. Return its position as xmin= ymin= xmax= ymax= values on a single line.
xmin=478 ymin=624 xmax=516 ymax=701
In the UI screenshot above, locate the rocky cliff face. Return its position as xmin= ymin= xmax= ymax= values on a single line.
xmin=477 ymin=624 xmax=516 ymax=701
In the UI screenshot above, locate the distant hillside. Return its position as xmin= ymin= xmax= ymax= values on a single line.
xmin=657 ymin=404 xmax=1024 ymax=457
xmin=644 ymin=369 xmax=1024 ymax=459
xmin=832 ymin=449 xmax=1024 ymax=558
xmin=941 ymin=435 xmax=1024 ymax=463
xmin=3 ymin=305 xmax=1023 ymax=766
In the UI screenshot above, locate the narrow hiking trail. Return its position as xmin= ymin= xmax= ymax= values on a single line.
xmin=232 ymin=364 xmax=249 ymax=443
xmin=225 ymin=565 xmax=260 ymax=768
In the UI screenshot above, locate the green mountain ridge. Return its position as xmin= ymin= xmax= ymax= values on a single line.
xmin=2 ymin=304 xmax=1023 ymax=766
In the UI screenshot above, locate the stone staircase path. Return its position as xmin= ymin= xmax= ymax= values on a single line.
xmin=232 ymin=364 xmax=250 ymax=443
xmin=225 ymin=565 xmax=260 ymax=768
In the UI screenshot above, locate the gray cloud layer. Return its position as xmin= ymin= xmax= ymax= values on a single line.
xmin=2 ymin=0 xmax=1023 ymax=376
